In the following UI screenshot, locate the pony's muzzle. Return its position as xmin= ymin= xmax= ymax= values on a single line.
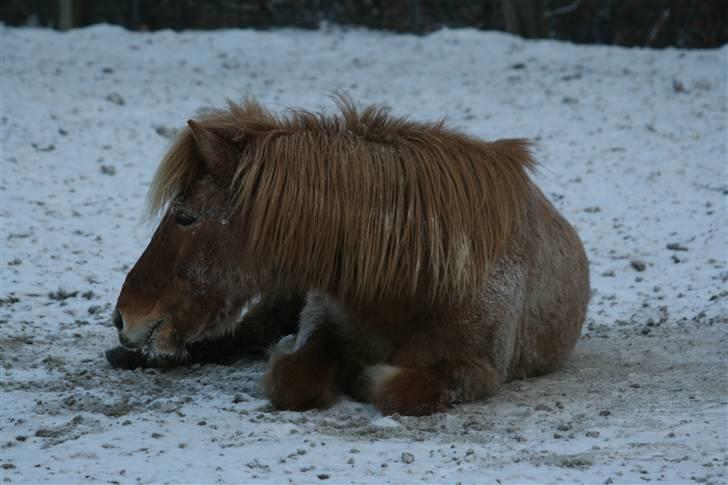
xmin=113 ymin=307 xmax=168 ymax=350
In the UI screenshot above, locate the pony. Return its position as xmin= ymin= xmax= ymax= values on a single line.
xmin=112 ymin=96 xmax=590 ymax=415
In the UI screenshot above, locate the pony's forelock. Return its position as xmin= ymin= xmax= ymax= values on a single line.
xmin=146 ymin=129 xmax=195 ymax=220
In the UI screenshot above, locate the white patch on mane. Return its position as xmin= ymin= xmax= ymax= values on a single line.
xmin=454 ymin=235 xmax=472 ymax=279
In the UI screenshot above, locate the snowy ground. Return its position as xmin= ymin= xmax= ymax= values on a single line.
xmin=1 ymin=24 xmax=726 ymax=483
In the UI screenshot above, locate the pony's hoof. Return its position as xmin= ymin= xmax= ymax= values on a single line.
xmin=263 ymin=350 xmax=336 ymax=411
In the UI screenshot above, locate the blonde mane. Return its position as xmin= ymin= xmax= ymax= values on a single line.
xmin=148 ymin=96 xmax=536 ymax=305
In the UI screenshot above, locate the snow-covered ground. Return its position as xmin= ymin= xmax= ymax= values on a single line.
xmin=1 ymin=24 xmax=726 ymax=483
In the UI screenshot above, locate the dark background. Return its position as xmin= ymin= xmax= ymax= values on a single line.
xmin=2 ymin=0 xmax=727 ymax=48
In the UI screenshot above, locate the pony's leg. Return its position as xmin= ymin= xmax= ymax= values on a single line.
xmin=366 ymin=260 xmax=527 ymax=416
xmin=263 ymin=291 xmax=347 ymax=411
xmin=365 ymin=359 xmax=499 ymax=416
xmin=263 ymin=321 xmax=342 ymax=410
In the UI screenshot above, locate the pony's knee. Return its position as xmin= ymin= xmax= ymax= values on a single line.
xmin=372 ymin=366 xmax=449 ymax=416
xmin=365 ymin=361 xmax=499 ymax=416
xmin=363 ymin=364 xmax=402 ymax=400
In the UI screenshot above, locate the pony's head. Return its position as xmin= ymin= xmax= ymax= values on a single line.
xmin=113 ymin=96 xmax=535 ymax=356
xmin=114 ymin=115 xmax=254 ymax=357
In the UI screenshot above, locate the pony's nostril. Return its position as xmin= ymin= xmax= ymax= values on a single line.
xmin=113 ymin=309 xmax=124 ymax=331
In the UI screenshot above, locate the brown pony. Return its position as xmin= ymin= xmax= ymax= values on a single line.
xmin=113 ymin=96 xmax=590 ymax=415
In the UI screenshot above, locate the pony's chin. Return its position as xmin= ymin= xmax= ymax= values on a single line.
xmin=144 ymin=340 xmax=184 ymax=358
xmin=141 ymin=321 xmax=186 ymax=359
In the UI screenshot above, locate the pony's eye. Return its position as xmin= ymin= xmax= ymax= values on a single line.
xmin=174 ymin=212 xmax=198 ymax=227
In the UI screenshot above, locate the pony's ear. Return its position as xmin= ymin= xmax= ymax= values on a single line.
xmin=187 ymin=120 xmax=237 ymax=171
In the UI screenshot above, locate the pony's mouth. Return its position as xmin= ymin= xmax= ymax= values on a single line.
xmin=141 ymin=315 xmax=218 ymax=358
xmin=122 ymin=301 xmax=255 ymax=357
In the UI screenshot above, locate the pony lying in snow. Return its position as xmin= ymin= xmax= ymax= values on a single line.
xmin=110 ymin=97 xmax=590 ymax=416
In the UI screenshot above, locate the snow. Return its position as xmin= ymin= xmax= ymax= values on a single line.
xmin=1 ymin=24 xmax=726 ymax=483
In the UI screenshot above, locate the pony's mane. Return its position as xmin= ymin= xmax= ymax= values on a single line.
xmin=148 ymin=96 xmax=537 ymax=305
